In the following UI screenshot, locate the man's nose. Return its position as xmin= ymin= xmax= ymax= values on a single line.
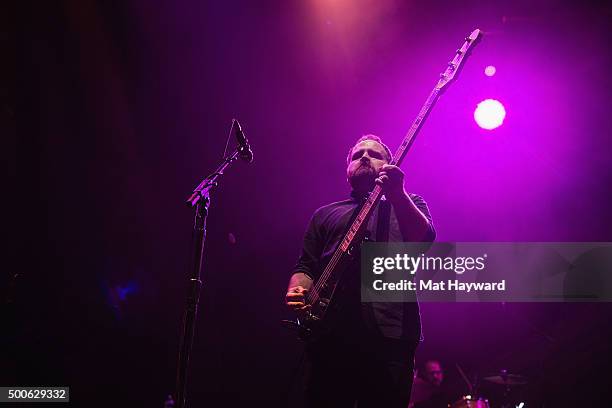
xmin=359 ymin=155 xmax=370 ymax=163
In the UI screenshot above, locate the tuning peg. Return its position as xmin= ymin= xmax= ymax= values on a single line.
xmin=456 ymin=49 xmax=464 ymax=54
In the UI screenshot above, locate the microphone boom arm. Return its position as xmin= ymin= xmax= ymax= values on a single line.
xmin=186 ymin=147 xmax=240 ymax=207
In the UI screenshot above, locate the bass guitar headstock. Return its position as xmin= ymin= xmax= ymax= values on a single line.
xmin=436 ymin=28 xmax=483 ymax=91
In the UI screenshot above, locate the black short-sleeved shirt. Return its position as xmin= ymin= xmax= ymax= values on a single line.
xmin=292 ymin=192 xmax=435 ymax=342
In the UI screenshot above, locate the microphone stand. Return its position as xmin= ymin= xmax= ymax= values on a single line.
xmin=175 ymin=147 xmax=243 ymax=408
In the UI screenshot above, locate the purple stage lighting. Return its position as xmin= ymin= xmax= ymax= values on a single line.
xmin=474 ymin=99 xmax=506 ymax=130
xmin=484 ymin=65 xmax=496 ymax=76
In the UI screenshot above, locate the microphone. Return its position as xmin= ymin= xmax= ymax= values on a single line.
xmin=233 ymin=119 xmax=253 ymax=163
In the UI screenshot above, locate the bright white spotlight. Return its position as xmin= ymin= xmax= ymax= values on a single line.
xmin=474 ymin=99 xmax=506 ymax=130
xmin=485 ymin=65 xmax=496 ymax=76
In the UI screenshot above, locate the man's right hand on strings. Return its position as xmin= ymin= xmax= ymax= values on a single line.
xmin=285 ymin=284 xmax=311 ymax=314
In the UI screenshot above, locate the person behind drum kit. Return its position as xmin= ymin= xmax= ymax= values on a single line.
xmin=421 ymin=360 xmax=444 ymax=387
xmin=409 ymin=360 xmax=455 ymax=408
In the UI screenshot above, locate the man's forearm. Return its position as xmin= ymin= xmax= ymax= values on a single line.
xmin=388 ymin=193 xmax=432 ymax=241
xmin=288 ymin=272 xmax=313 ymax=290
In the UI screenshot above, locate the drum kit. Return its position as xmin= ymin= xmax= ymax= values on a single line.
xmin=450 ymin=395 xmax=490 ymax=408
xmin=450 ymin=368 xmax=528 ymax=408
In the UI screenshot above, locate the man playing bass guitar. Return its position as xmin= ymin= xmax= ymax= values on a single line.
xmin=285 ymin=134 xmax=436 ymax=407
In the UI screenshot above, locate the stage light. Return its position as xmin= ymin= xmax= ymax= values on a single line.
xmin=474 ymin=99 xmax=506 ymax=130
xmin=485 ymin=65 xmax=496 ymax=76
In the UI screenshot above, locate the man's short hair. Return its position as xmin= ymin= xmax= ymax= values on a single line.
xmin=346 ymin=134 xmax=393 ymax=165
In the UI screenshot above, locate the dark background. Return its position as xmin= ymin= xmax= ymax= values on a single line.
xmin=9 ymin=1 xmax=612 ymax=406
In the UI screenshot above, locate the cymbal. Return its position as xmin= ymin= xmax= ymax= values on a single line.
xmin=483 ymin=374 xmax=527 ymax=386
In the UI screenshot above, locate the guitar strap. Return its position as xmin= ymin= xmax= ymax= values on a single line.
xmin=375 ymin=197 xmax=391 ymax=242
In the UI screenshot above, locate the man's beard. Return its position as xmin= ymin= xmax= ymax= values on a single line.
xmin=349 ymin=165 xmax=377 ymax=191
